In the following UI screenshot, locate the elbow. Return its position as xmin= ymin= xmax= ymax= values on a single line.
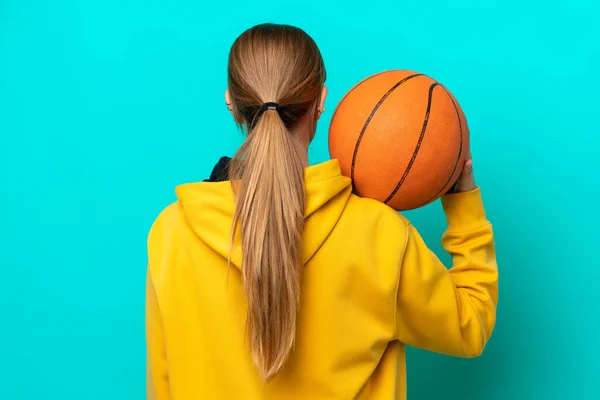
xmin=461 ymin=341 xmax=486 ymax=358
xmin=457 ymin=289 xmax=498 ymax=358
xmin=460 ymin=320 xmax=495 ymax=358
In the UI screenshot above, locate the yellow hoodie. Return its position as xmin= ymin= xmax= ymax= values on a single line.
xmin=146 ymin=159 xmax=498 ymax=400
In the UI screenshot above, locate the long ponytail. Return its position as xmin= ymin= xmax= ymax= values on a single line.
xmin=226 ymin=23 xmax=326 ymax=381
xmin=230 ymin=110 xmax=306 ymax=381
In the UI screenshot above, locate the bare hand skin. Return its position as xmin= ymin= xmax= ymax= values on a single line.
xmin=454 ymin=155 xmax=476 ymax=193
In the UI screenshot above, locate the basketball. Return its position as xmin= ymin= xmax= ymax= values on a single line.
xmin=328 ymin=70 xmax=470 ymax=211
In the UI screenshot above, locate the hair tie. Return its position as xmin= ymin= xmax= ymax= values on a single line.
xmin=250 ymin=102 xmax=281 ymax=128
xmin=259 ymin=102 xmax=280 ymax=113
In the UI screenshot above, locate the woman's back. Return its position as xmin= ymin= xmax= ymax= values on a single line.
xmin=146 ymin=158 xmax=497 ymax=399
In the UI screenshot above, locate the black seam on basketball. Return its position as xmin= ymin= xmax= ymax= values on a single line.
xmin=422 ymin=85 xmax=464 ymax=205
xmin=384 ymin=82 xmax=440 ymax=204
xmin=329 ymin=70 xmax=392 ymax=124
xmin=350 ymin=73 xmax=424 ymax=181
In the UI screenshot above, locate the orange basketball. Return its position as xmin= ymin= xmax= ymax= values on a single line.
xmin=328 ymin=70 xmax=470 ymax=211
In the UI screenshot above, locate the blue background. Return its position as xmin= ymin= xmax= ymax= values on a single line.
xmin=1 ymin=0 xmax=598 ymax=398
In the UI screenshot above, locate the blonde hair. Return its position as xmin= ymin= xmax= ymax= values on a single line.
xmin=227 ymin=23 xmax=326 ymax=381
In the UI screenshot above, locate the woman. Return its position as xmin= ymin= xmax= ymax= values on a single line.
xmin=146 ymin=23 xmax=498 ymax=399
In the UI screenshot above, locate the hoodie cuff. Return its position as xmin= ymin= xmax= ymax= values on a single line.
xmin=440 ymin=187 xmax=488 ymax=232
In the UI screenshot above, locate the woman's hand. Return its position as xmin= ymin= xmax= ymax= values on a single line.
xmin=452 ymin=156 xmax=477 ymax=193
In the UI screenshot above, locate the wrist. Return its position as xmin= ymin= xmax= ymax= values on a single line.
xmin=455 ymin=181 xmax=477 ymax=193
xmin=447 ymin=177 xmax=476 ymax=194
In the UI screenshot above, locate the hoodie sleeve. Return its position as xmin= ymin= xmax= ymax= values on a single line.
xmin=146 ymin=202 xmax=180 ymax=399
xmin=146 ymin=270 xmax=170 ymax=399
xmin=394 ymin=187 xmax=498 ymax=357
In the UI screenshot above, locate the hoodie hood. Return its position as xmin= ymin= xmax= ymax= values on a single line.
xmin=175 ymin=159 xmax=352 ymax=269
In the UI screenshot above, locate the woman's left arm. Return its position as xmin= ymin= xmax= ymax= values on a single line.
xmin=146 ymin=270 xmax=170 ymax=399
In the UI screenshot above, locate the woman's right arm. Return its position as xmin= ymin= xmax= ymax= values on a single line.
xmin=394 ymin=160 xmax=499 ymax=357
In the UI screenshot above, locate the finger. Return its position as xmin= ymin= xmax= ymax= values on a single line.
xmin=458 ymin=159 xmax=473 ymax=178
xmin=464 ymin=159 xmax=473 ymax=172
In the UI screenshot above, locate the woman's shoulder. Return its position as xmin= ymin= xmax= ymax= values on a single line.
xmin=344 ymin=193 xmax=411 ymax=234
xmin=148 ymin=155 xmax=233 ymax=244
xmin=146 ymin=202 xmax=184 ymax=287
xmin=148 ymin=202 xmax=182 ymax=240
